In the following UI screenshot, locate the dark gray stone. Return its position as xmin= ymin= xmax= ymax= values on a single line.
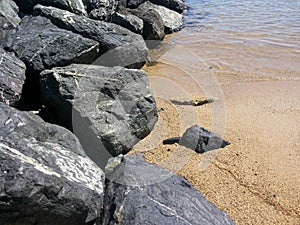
xmin=33 ymin=5 xmax=148 ymax=68
xmin=83 ymin=0 xmax=117 ymax=12
xmin=149 ymin=0 xmax=187 ymax=13
xmin=40 ymin=64 xmax=158 ymax=167
xmin=89 ymin=7 xmax=112 ymax=21
xmin=163 ymin=125 xmax=231 ymax=153
xmin=0 ymin=103 xmax=105 ymax=225
xmin=125 ymin=8 xmax=165 ymax=41
xmin=13 ymin=0 xmax=87 ymax=15
xmin=139 ymin=1 xmax=183 ymax=34
xmin=84 ymin=0 xmax=118 ymax=21
xmin=0 ymin=16 xmax=99 ymax=75
xmin=103 ymin=154 xmax=235 ymax=225
xmin=0 ymin=47 xmax=26 ymax=106
xmin=111 ymin=12 xmax=144 ymax=34
xmin=127 ymin=0 xmax=146 ymax=8
xmin=0 ymin=0 xmax=20 ymax=40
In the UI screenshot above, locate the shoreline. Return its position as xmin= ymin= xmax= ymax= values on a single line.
xmin=132 ymin=23 xmax=300 ymax=225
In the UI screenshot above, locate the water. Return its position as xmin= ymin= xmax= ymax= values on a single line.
xmin=164 ymin=0 xmax=300 ymax=81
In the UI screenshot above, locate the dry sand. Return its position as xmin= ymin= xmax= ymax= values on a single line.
xmin=131 ymin=47 xmax=300 ymax=224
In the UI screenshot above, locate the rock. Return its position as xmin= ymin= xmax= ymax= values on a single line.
xmin=163 ymin=125 xmax=231 ymax=153
xmin=89 ymin=7 xmax=112 ymax=21
xmin=103 ymin=154 xmax=236 ymax=225
xmin=115 ymin=0 xmax=127 ymax=9
xmin=0 ymin=103 xmax=105 ymax=225
xmin=127 ymin=0 xmax=146 ymax=8
xmin=149 ymin=0 xmax=187 ymax=13
xmin=0 ymin=0 xmax=21 ymax=40
xmin=40 ymin=64 xmax=158 ymax=167
xmin=111 ymin=12 xmax=144 ymax=34
xmin=84 ymin=0 xmax=118 ymax=21
xmin=83 ymin=0 xmax=117 ymax=12
xmin=13 ymin=0 xmax=87 ymax=15
xmin=139 ymin=1 xmax=183 ymax=34
xmin=33 ymin=5 xmax=148 ymax=68
xmin=125 ymin=8 xmax=165 ymax=41
xmin=0 ymin=47 xmax=26 ymax=106
xmin=0 ymin=16 xmax=99 ymax=75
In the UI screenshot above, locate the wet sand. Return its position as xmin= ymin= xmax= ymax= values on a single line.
xmin=131 ymin=37 xmax=300 ymax=224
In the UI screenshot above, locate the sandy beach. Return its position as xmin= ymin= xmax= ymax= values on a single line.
xmin=131 ymin=40 xmax=300 ymax=224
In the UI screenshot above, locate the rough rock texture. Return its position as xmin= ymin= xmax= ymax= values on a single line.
xmin=0 ymin=47 xmax=26 ymax=106
xmin=84 ymin=0 xmax=118 ymax=21
xmin=33 ymin=5 xmax=148 ymax=68
xmin=84 ymin=0 xmax=117 ymax=11
xmin=111 ymin=12 xmax=144 ymax=34
xmin=40 ymin=64 xmax=158 ymax=167
xmin=0 ymin=0 xmax=20 ymax=40
xmin=179 ymin=125 xmax=231 ymax=153
xmin=127 ymin=0 xmax=146 ymax=8
xmin=13 ymin=0 xmax=87 ymax=15
xmin=149 ymin=0 xmax=187 ymax=13
xmin=103 ymin=154 xmax=235 ymax=225
xmin=0 ymin=103 xmax=105 ymax=225
xmin=125 ymin=8 xmax=165 ymax=41
xmin=139 ymin=1 xmax=183 ymax=34
xmin=0 ymin=16 xmax=99 ymax=75
xmin=89 ymin=7 xmax=112 ymax=21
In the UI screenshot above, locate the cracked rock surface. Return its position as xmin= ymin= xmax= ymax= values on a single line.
xmin=0 ymin=103 xmax=105 ymax=225
xmin=40 ymin=64 xmax=158 ymax=167
xmin=0 ymin=47 xmax=26 ymax=106
xmin=33 ymin=5 xmax=148 ymax=68
xmin=13 ymin=0 xmax=87 ymax=15
xmin=103 ymin=154 xmax=235 ymax=225
xmin=139 ymin=1 xmax=183 ymax=34
xmin=0 ymin=16 xmax=99 ymax=75
xmin=0 ymin=0 xmax=21 ymax=40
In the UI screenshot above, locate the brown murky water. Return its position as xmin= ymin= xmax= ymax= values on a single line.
xmin=133 ymin=1 xmax=300 ymax=224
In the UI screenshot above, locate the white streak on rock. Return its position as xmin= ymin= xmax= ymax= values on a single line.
xmin=0 ymin=143 xmax=61 ymax=177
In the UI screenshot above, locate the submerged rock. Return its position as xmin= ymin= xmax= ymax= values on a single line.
xmin=33 ymin=5 xmax=148 ymax=68
xmin=103 ymin=154 xmax=235 ymax=225
xmin=0 ymin=47 xmax=26 ymax=106
xmin=163 ymin=125 xmax=231 ymax=153
xmin=139 ymin=1 xmax=183 ymax=34
xmin=0 ymin=103 xmax=105 ymax=225
xmin=0 ymin=16 xmax=99 ymax=75
xmin=0 ymin=0 xmax=21 ymax=40
xmin=40 ymin=64 xmax=158 ymax=167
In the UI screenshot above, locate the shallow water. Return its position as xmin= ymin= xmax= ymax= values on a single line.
xmin=163 ymin=0 xmax=300 ymax=81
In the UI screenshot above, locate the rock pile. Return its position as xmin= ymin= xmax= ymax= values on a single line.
xmin=0 ymin=0 xmax=235 ymax=224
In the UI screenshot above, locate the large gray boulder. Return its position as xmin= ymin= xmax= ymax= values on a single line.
xmin=149 ymin=0 xmax=187 ymax=13
xmin=13 ymin=0 xmax=87 ymax=15
xmin=103 ymin=154 xmax=235 ymax=225
xmin=0 ymin=0 xmax=21 ymax=40
xmin=111 ymin=12 xmax=144 ymax=34
xmin=40 ymin=64 xmax=158 ymax=167
xmin=124 ymin=8 xmax=165 ymax=41
xmin=0 ymin=16 xmax=99 ymax=75
xmin=33 ymin=5 xmax=148 ymax=68
xmin=0 ymin=103 xmax=105 ymax=225
xmin=139 ymin=1 xmax=183 ymax=34
xmin=0 ymin=47 xmax=26 ymax=106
